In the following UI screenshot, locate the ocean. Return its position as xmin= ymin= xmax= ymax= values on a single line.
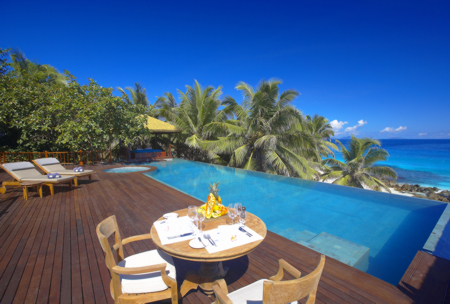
xmin=333 ymin=139 xmax=450 ymax=190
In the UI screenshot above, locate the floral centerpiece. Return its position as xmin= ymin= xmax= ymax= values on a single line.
xmin=198 ymin=182 xmax=228 ymax=219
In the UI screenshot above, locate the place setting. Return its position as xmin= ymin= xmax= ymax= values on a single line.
xmin=153 ymin=202 xmax=264 ymax=254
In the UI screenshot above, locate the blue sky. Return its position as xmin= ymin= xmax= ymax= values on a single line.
xmin=2 ymin=0 xmax=449 ymax=139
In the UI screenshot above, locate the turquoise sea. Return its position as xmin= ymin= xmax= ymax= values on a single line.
xmin=334 ymin=139 xmax=450 ymax=190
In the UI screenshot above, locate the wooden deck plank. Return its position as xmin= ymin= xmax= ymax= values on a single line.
xmin=0 ymin=163 xmax=447 ymax=303
xmin=398 ymin=250 xmax=450 ymax=304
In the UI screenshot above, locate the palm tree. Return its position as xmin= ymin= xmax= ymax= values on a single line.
xmin=117 ymin=82 xmax=149 ymax=106
xmin=8 ymin=49 xmax=68 ymax=85
xmin=304 ymin=114 xmax=338 ymax=162
xmin=321 ymin=135 xmax=397 ymax=192
xmin=203 ymin=79 xmax=318 ymax=179
xmin=165 ymin=80 xmax=226 ymax=161
xmin=155 ymin=92 xmax=178 ymax=119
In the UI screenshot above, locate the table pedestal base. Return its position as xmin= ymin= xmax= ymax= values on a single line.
xmin=180 ymin=261 xmax=229 ymax=295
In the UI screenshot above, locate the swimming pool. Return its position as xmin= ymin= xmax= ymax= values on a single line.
xmin=142 ymin=159 xmax=446 ymax=284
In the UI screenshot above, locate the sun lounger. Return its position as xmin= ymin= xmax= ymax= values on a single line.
xmin=0 ymin=162 xmax=75 ymax=197
xmin=32 ymin=158 xmax=93 ymax=186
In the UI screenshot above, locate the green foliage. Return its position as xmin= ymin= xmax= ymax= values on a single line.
xmin=159 ymin=80 xmax=227 ymax=162
xmin=0 ymin=65 xmax=150 ymax=152
xmin=0 ymin=46 xmax=397 ymax=190
xmin=117 ymin=82 xmax=149 ymax=106
xmin=0 ymin=48 xmax=10 ymax=75
xmin=8 ymin=49 xmax=68 ymax=85
xmin=321 ymin=135 xmax=397 ymax=192
xmin=202 ymin=79 xmax=320 ymax=179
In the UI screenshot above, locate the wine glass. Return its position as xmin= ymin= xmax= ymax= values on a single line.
xmin=228 ymin=203 xmax=237 ymax=225
xmin=187 ymin=205 xmax=198 ymax=231
xmin=197 ymin=207 xmax=205 ymax=234
xmin=239 ymin=210 xmax=247 ymax=226
xmin=235 ymin=202 xmax=242 ymax=217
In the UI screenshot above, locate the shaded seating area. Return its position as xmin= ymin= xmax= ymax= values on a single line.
xmin=129 ymin=116 xmax=182 ymax=161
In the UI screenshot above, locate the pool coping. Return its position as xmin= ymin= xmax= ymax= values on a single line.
xmin=103 ymin=166 xmax=157 ymax=174
xmin=423 ymin=203 xmax=450 ymax=255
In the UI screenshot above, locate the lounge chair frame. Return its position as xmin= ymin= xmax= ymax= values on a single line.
xmin=32 ymin=159 xmax=92 ymax=186
xmin=0 ymin=163 xmax=75 ymax=196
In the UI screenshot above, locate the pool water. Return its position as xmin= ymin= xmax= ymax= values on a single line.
xmin=143 ymin=159 xmax=446 ymax=284
xmin=103 ymin=166 xmax=150 ymax=173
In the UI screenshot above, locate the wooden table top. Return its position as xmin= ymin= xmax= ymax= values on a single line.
xmin=150 ymin=208 xmax=267 ymax=262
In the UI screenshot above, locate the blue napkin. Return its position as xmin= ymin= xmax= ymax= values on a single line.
xmin=73 ymin=167 xmax=79 ymax=172
xmin=47 ymin=173 xmax=54 ymax=179
xmin=78 ymin=167 xmax=84 ymax=172
xmin=54 ymin=173 xmax=61 ymax=178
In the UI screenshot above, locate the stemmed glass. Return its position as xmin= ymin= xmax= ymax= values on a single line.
xmin=197 ymin=207 xmax=205 ymax=234
xmin=239 ymin=210 xmax=247 ymax=227
xmin=187 ymin=205 xmax=198 ymax=233
xmin=235 ymin=203 xmax=242 ymax=218
xmin=228 ymin=204 xmax=237 ymax=225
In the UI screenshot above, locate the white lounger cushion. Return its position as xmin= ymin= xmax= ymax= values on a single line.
xmin=34 ymin=159 xmax=93 ymax=175
xmin=34 ymin=158 xmax=60 ymax=166
xmin=2 ymin=162 xmax=74 ymax=182
xmin=117 ymin=249 xmax=176 ymax=294
xmin=21 ymin=176 xmax=75 ymax=182
xmin=2 ymin=162 xmax=35 ymax=171
xmin=42 ymin=164 xmax=93 ymax=175
xmin=227 ymin=279 xmax=298 ymax=304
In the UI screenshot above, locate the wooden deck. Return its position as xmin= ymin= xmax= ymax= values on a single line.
xmin=0 ymin=163 xmax=448 ymax=304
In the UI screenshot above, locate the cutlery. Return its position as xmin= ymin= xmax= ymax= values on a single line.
xmin=198 ymin=237 xmax=207 ymax=248
xmin=160 ymin=221 xmax=166 ymax=224
xmin=239 ymin=227 xmax=252 ymax=237
xmin=168 ymin=232 xmax=193 ymax=239
xmin=204 ymin=233 xmax=217 ymax=247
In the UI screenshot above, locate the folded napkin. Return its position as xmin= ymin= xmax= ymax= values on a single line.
xmin=47 ymin=173 xmax=54 ymax=179
xmin=73 ymin=167 xmax=79 ymax=172
xmin=78 ymin=167 xmax=84 ymax=172
xmin=54 ymin=173 xmax=61 ymax=178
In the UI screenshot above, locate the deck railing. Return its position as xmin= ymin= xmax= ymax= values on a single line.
xmin=1 ymin=151 xmax=105 ymax=165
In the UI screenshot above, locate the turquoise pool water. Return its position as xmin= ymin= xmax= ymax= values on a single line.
xmin=103 ymin=166 xmax=150 ymax=173
xmin=141 ymin=159 xmax=446 ymax=284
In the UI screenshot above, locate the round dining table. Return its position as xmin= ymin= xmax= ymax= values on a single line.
xmin=150 ymin=208 xmax=267 ymax=295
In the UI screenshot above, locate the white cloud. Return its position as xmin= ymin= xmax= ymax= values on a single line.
xmin=419 ymin=133 xmax=427 ymax=136
xmin=381 ymin=127 xmax=394 ymax=133
xmin=345 ymin=119 xmax=367 ymax=132
xmin=329 ymin=120 xmax=348 ymax=133
xmin=381 ymin=126 xmax=407 ymax=133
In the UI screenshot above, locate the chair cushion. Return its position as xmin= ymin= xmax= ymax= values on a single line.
xmin=228 ymin=279 xmax=298 ymax=304
xmin=34 ymin=158 xmax=60 ymax=166
xmin=2 ymin=162 xmax=35 ymax=171
xmin=117 ymin=249 xmax=176 ymax=294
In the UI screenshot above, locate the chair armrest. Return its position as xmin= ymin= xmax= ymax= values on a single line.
xmin=270 ymin=259 xmax=301 ymax=281
xmin=212 ymin=279 xmax=232 ymax=304
xmin=112 ymin=262 xmax=166 ymax=275
xmin=122 ymin=233 xmax=152 ymax=245
xmin=113 ymin=233 xmax=152 ymax=250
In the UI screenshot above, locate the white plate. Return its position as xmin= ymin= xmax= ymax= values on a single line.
xmin=189 ymin=238 xmax=205 ymax=249
xmin=163 ymin=213 xmax=179 ymax=219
